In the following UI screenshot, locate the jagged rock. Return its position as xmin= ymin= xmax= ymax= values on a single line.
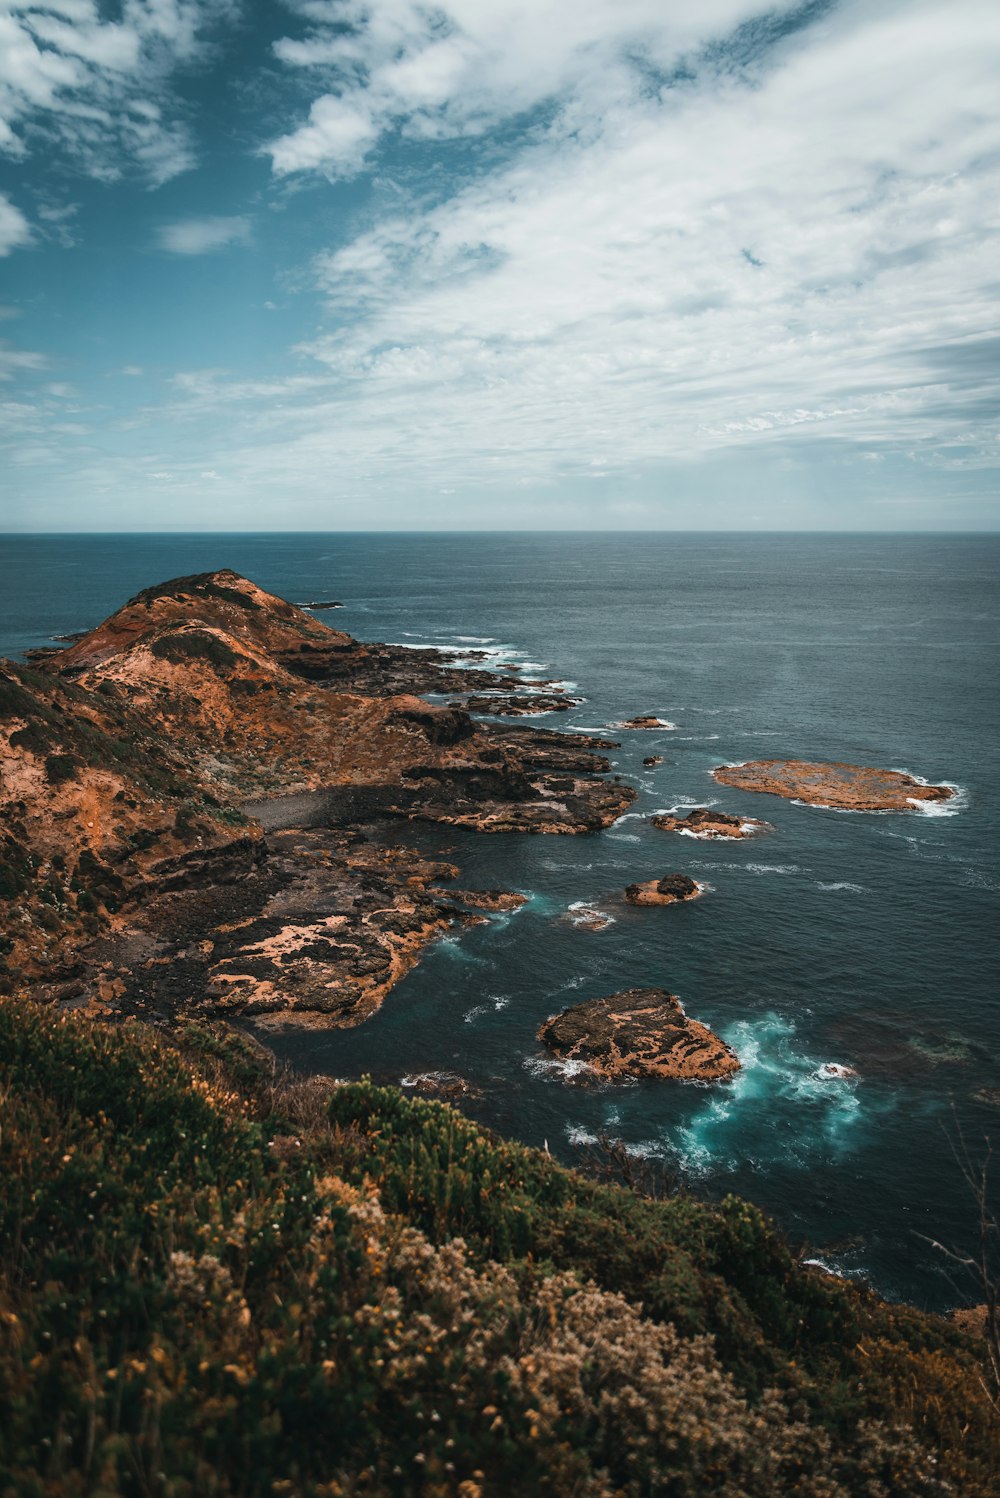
xmin=3 ymin=569 xmax=637 ymax=1017
xmin=453 ymin=693 xmax=579 ymax=717
xmin=625 ymin=874 xmax=701 ymax=906
xmin=401 ymin=1071 xmax=483 ymax=1100
xmin=538 ymin=987 xmax=739 ymax=1081
xmin=642 ymin=755 xmax=663 ymax=767
xmin=651 ymin=807 xmax=770 ymax=839
xmin=613 ymin=715 xmax=676 ymax=730
xmin=711 ymin=759 xmax=954 ymax=811
xmin=427 ymin=888 xmax=528 ymax=912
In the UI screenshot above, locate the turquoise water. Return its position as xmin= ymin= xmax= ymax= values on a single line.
xmin=2 ymin=532 xmax=998 ymax=1308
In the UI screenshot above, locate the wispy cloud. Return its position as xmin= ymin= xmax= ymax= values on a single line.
xmin=158 ymin=215 xmax=250 ymax=254
xmin=264 ymin=0 xmax=784 ymax=178
xmin=0 ymin=0 xmax=235 ymax=185
xmin=185 ymin=0 xmax=998 ymax=507
xmin=0 ymin=191 xmax=30 ymax=254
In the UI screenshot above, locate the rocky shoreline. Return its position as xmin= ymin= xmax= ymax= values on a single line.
xmin=0 ymin=567 xmax=962 ymax=1086
xmin=0 ymin=570 xmax=634 ymax=1029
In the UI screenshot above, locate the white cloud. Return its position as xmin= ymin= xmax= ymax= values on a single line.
xmin=264 ymin=0 xmax=793 ymax=177
xmin=158 ymin=214 xmax=250 ymax=254
xmin=0 ymin=336 xmax=45 ymax=378
xmin=0 ymin=190 xmax=30 ymax=254
xmin=187 ymin=0 xmax=1000 ymax=511
xmin=0 ymin=0 xmax=233 ymax=183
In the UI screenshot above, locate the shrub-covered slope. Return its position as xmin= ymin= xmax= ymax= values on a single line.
xmin=0 ymin=996 xmax=995 ymax=1497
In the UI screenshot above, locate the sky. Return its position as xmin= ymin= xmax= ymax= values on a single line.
xmin=0 ymin=0 xmax=998 ymax=532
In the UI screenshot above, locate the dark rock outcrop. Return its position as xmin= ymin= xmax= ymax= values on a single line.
xmin=625 ymin=874 xmax=701 ymax=907
xmin=651 ymin=807 xmax=770 ymax=839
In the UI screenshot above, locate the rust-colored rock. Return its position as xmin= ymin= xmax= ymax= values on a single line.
xmin=651 ymin=807 xmax=770 ymax=839
xmin=428 ymin=888 xmax=528 ymax=912
xmin=2 ymin=569 xmax=635 ymax=1023
xmin=625 ymin=875 xmax=702 ymax=907
xmin=538 ymin=987 xmax=739 ymax=1081
xmin=614 ymin=715 xmax=677 ymax=730
xmin=711 ymin=759 xmax=954 ymax=811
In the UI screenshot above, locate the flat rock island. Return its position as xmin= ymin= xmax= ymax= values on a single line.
xmin=538 ymin=986 xmax=740 ymax=1081
xmin=711 ymin=759 xmax=955 ymax=811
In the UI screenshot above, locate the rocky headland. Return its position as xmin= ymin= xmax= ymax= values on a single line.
xmin=651 ymin=807 xmax=771 ymax=839
xmin=538 ymin=986 xmax=740 ymax=1081
xmin=625 ymin=874 xmax=702 ymax=906
xmin=0 ymin=570 xmax=634 ymax=1026
xmin=712 ymin=759 xmax=954 ymax=811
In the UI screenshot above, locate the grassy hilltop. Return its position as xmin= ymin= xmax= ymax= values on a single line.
xmin=0 ymin=996 xmax=996 ymax=1496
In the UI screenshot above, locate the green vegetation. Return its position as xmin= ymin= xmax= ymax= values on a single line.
xmin=0 ymin=999 xmax=996 ymax=1496
xmin=44 ymin=752 xmax=81 ymax=785
xmin=150 ymin=630 xmax=239 ymax=670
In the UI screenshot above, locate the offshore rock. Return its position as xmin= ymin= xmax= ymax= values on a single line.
xmin=711 ymin=759 xmax=954 ymax=811
xmin=401 ymin=1071 xmax=483 ymax=1101
xmin=642 ymin=755 xmax=664 ymax=767
xmin=651 ymin=807 xmax=770 ymax=839
xmin=625 ymin=874 xmax=701 ymax=907
xmin=538 ymin=987 xmax=739 ymax=1081
xmin=614 ymin=715 xmax=676 ymax=730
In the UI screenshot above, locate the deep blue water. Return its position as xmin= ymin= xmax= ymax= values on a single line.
xmin=2 ymin=532 xmax=998 ymax=1310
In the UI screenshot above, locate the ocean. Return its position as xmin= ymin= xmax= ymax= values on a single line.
xmin=2 ymin=531 xmax=997 ymax=1310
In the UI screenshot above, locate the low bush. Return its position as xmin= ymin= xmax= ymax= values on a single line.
xmin=0 ymin=999 xmax=995 ymax=1496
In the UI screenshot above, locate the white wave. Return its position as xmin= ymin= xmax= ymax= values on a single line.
xmin=904 ymin=777 xmax=967 ymax=817
xmin=566 ymin=1124 xmax=599 ymax=1146
xmin=386 ymin=640 xmax=465 ymax=652
xmin=653 ymin=798 xmax=719 ymax=814
xmin=960 ymin=868 xmax=1000 ymax=891
xmin=744 ymin=863 xmax=805 ymax=875
xmin=816 ymin=881 xmax=868 ymax=893
xmin=524 ymin=1054 xmax=594 ymax=1081
xmin=800 ymin=1257 xmax=865 ymax=1281
xmin=448 ymin=635 xmax=495 ymax=643
xmin=606 ymin=832 xmax=642 ymax=843
xmin=674 ymin=734 xmax=721 ymax=742
xmin=567 ymin=901 xmax=616 ymax=927
xmin=662 ymin=1014 xmax=865 ymax=1177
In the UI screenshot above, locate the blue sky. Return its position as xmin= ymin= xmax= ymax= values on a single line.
xmin=1 ymin=0 xmax=998 ymax=531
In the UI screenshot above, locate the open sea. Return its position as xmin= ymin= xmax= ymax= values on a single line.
xmin=2 ymin=531 xmax=998 ymax=1311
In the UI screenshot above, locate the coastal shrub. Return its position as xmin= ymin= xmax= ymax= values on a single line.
xmin=44 ymin=751 xmax=80 ymax=784
xmin=131 ymin=573 xmax=261 ymax=613
xmin=0 ymin=999 xmax=996 ymax=1496
xmin=150 ymin=629 xmax=238 ymax=670
xmin=8 ymin=723 xmax=50 ymax=754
